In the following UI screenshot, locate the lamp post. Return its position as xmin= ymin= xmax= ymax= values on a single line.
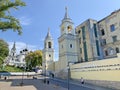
xmin=67 ymin=62 xmax=70 ymax=90
xmin=20 ymin=48 xmax=28 ymax=86
xmin=44 ymin=64 xmax=47 ymax=83
xmin=67 ymin=62 xmax=71 ymax=90
xmin=21 ymin=64 xmax=25 ymax=86
xmin=67 ymin=61 xmax=74 ymax=90
xmin=43 ymin=53 xmax=47 ymax=83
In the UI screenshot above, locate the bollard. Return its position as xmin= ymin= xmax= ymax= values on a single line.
xmin=47 ymin=80 xmax=49 ymax=84
xmin=43 ymin=79 xmax=46 ymax=83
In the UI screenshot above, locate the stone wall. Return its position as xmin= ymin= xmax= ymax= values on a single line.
xmin=70 ymin=57 xmax=120 ymax=89
xmin=85 ymin=80 xmax=120 ymax=90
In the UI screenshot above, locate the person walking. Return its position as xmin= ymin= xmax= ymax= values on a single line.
xmin=81 ymin=77 xmax=84 ymax=84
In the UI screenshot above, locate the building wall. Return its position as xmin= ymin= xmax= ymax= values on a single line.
xmin=47 ymin=62 xmax=55 ymax=72
xmin=45 ymin=9 xmax=120 ymax=88
xmin=76 ymin=19 xmax=102 ymax=62
xmin=70 ymin=54 xmax=120 ymax=82
xmin=98 ymin=9 xmax=120 ymax=58
xmin=54 ymin=61 xmax=60 ymax=72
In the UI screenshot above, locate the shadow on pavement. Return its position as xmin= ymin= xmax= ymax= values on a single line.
xmin=10 ymin=79 xmax=45 ymax=89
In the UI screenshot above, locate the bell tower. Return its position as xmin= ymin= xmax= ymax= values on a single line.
xmin=42 ymin=28 xmax=54 ymax=73
xmin=60 ymin=7 xmax=75 ymax=35
xmin=8 ymin=42 xmax=16 ymax=65
xmin=58 ymin=7 xmax=78 ymax=70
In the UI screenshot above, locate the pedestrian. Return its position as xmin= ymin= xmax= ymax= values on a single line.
xmin=52 ymin=73 xmax=54 ymax=78
xmin=47 ymin=80 xmax=49 ymax=84
xmin=80 ymin=77 xmax=84 ymax=84
xmin=4 ymin=76 xmax=7 ymax=80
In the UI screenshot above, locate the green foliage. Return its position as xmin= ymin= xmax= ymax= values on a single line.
xmin=0 ymin=65 xmax=24 ymax=72
xmin=25 ymin=50 xmax=42 ymax=70
xmin=0 ymin=39 xmax=9 ymax=65
xmin=0 ymin=0 xmax=26 ymax=35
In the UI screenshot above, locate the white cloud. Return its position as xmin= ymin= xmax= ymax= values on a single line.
xmin=19 ymin=16 xmax=31 ymax=26
xmin=8 ymin=41 xmax=39 ymax=54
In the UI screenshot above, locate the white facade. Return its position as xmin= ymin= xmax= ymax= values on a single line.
xmin=42 ymin=29 xmax=54 ymax=73
xmin=58 ymin=7 xmax=78 ymax=70
xmin=5 ymin=42 xmax=28 ymax=67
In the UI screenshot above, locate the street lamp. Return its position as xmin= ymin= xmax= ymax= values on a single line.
xmin=67 ymin=63 xmax=70 ymax=90
xmin=44 ymin=64 xmax=46 ymax=83
xmin=20 ymin=48 xmax=28 ymax=86
xmin=20 ymin=64 xmax=26 ymax=86
xmin=67 ymin=61 xmax=74 ymax=90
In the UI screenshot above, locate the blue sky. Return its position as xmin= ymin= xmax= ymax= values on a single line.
xmin=0 ymin=0 xmax=120 ymax=60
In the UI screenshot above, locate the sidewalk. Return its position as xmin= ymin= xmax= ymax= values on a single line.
xmin=52 ymin=78 xmax=114 ymax=90
xmin=70 ymin=79 xmax=114 ymax=90
xmin=0 ymin=76 xmax=67 ymax=90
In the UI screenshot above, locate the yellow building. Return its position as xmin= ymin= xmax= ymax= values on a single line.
xmin=70 ymin=54 xmax=120 ymax=89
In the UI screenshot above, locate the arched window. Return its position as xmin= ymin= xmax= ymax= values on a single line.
xmin=67 ymin=25 xmax=72 ymax=33
xmin=105 ymin=50 xmax=108 ymax=56
xmin=48 ymin=42 xmax=52 ymax=48
xmin=101 ymin=29 xmax=105 ymax=36
xmin=70 ymin=44 xmax=72 ymax=48
xmin=116 ymin=47 xmax=119 ymax=53
xmin=49 ymin=54 xmax=51 ymax=57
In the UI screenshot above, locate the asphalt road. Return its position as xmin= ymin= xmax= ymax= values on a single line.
xmin=49 ymin=78 xmax=93 ymax=90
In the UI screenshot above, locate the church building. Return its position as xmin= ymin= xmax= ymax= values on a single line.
xmin=42 ymin=7 xmax=120 ymax=75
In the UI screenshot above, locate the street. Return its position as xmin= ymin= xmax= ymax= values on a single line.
xmin=50 ymin=78 xmax=93 ymax=90
xmin=48 ymin=77 xmax=114 ymax=90
xmin=0 ymin=75 xmax=115 ymax=90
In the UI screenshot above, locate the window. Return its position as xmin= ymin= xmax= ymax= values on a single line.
xmin=70 ymin=44 xmax=72 ymax=48
xmin=48 ymin=42 xmax=52 ymax=48
xmin=105 ymin=50 xmax=108 ymax=56
xmin=83 ymin=42 xmax=88 ymax=61
xmin=67 ymin=25 xmax=72 ymax=33
xmin=112 ymin=36 xmax=117 ymax=42
xmin=101 ymin=29 xmax=105 ymax=36
xmin=61 ymin=45 xmax=63 ymax=48
xmin=78 ymin=30 xmax=81 ymax=34
xmin=102 ymin=39 xmax=106 ymax=45
xmin=79 ymin=38 xmax=81 ymax=44
xmin=110 ymin=24 xmax=115 ymax=32
xmin=49 ymin=54 xmax=51 ymax=57
xmin=116 ymin=47 xmax=119 ymax=53
xmin=96 ymin=40 xmax=100 ymax=56
xmin=13 ymin=53 xmax=14 ymax=56
xmin=94 ymin=24 xmax=98 ymax=37
xmin=80 ymin=48 xmax=82 ymax=53
xmin=82 ymin=26 xmax=86 ymax=40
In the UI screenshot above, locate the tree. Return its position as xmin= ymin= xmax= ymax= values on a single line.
xmin=0 ymin=39 xmax=9 ymax=65
xmin=25 ymin=50 xmax=42 ymax=71
xmin=0 ymin=0 xmax=26 ymax=35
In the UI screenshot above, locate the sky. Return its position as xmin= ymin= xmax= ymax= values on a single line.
xmin=0 ymin=0 xmax=120 ymax=60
